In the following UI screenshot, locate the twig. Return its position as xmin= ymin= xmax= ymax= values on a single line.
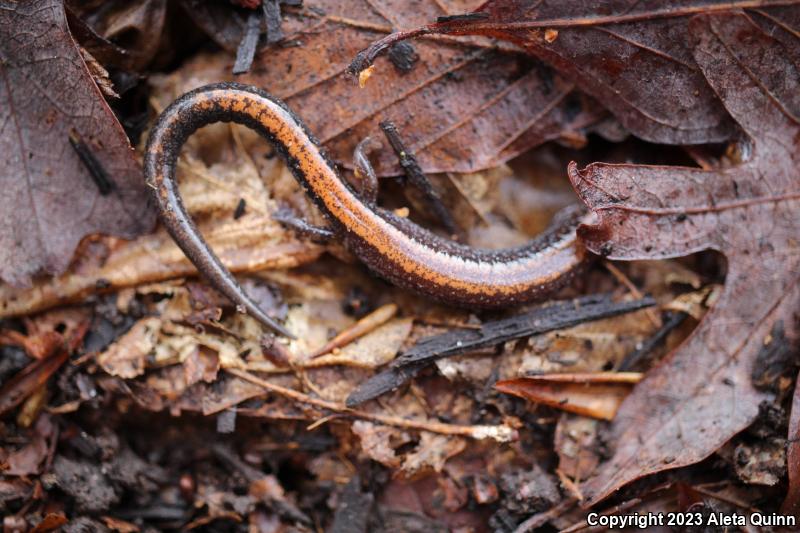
xmin=604 ymin=261 xmax=659 ymax=326
xmin=226 ymin=368 xmax=517 ymax=442
xmin=262 ymin=0 xmax=284 ymax=44
xmin=395 ymin=295 xmax=653 ymax=368
xmin=559 ymin=497 xmax=642 ymax=533
xmin=556 ymin=468 xmax=584 ymax=501
xmin=521 ymin=372 xmax=643 ymax=384
xmin=68 ymin=129 xmax=115 ymax=195
xmin=233 ymin=11 xmax=260 ymax=75
xmin=346 ymin=295 xmax=656 ymax=407
xmin=513 ymin=498 xmax=576 ymax=533
xmin=617 ymin=311 xmax=688 ymax=371
xmin=379 ymin=120 xmax=459 ymax=236
xmin=308 ymin=303 xmax=397 ymax=358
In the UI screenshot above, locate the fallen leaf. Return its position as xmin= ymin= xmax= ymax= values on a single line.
xmin=566 ymin=12 xmax=799 ymax=504
xmin=495 ymin=373 xmax=641 ymax=420
xmin=184 ymin=346 xmax=221 ymax=386
xmin=95 ymin=317 xmax=159 ymax=379
xmin=351 ymin=420 xmax=410 ymax=468
xmin=4 ymin=415 xmax=55 ymax=476
xmin=0 ymin=348 xmax=69 ymax=418
xmin=497 ymin=464 xmax=561 ymax=517
xmin=732 ymin=438 xmax=785 ymax=486
xmin=554 ymin=414 xmax=601 ymax=481
xmin=401 ymin=433 xmax=467 ymax=475
xmin=0 ymin=0 xmax=155 ymax=286
xmin=0 ymin=330 xmax=61 ymax=361
xmin=70 ymin=0 xmax=168 ymax=71
xmin=0 ymin=151 xmax=321 ymax=320
xmin=100 ymin=515 xmax=140 ymax=533
xmin=350 ymin=1 xmax=800 ymax=145
xmin=0 ymin=479 xmax=33 ymax=507
xmin=158 ymin=0 xmax=602 ymax=176
xmin=29 ymin=513 xmax=68 ymax=533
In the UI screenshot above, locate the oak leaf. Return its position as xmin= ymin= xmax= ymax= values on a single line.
xmin=350 ymin=0 xmax=799 ymax=144
xmin=567 ymin=12 xmax=799 ymax=504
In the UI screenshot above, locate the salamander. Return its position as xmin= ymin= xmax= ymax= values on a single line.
xmin=144 ymin=82 xmax=588 ymax=337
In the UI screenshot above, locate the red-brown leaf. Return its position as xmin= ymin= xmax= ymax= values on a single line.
xmin=169 ymin=0 xmax=602 ymax=176
xmin=495 ymin=373 xmax=640 ymax=420
xmin=0 ymin=349 xmax=69 ymax=418
xmin=350 ymin=0 xmax=799 ymax=144
xmin=0 ymin=0 xmax=155 ymax=287
xmin=567 ymin=12 xmax=799 ymax=505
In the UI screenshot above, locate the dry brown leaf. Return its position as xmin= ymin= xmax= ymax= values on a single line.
xmin=0 ymin=132 xmax=321 ymax=319
xmin=159 ymin=0 xmax=602 ymax=176
xmin=4 ymin=415 xmax=55 ymax=477
xmin=95 ymin=317 xmax=159 ymax=379
xmin=570 ymin=12 xmax=800 ymax=504
xmin=495 ymin=374 xmax=640 ymax=420
xmin=782 ymin=373 xmax=800 ymax=516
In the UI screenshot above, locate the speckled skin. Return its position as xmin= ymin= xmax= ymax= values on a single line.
xmin=144 ymin=83 xmax=588 ymax=336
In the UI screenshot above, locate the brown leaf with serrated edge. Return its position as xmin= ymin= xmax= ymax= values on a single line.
xmin=566 ymin=12 xmax=799 ymax=505
xmin=0 ymin=0 xmax=155 ymax=287
xmin=165 ymin=0 xmax=602 ymax=176
xmin=349 ymin=1 xmax=800 ymax=144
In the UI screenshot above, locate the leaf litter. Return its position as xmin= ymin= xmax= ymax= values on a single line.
xmin=0 ymin=0 xmax=798 ymax=530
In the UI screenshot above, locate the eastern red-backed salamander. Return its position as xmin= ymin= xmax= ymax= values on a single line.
xmin=144 ymin=82 xmax=588 ymax=337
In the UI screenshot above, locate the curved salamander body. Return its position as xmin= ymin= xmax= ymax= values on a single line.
xmin=144 ymin=82 xmax=587 ymax=337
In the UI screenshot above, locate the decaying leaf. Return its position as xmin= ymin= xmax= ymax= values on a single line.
xmin=401 ymin=433 xmax=467 ymax=475
xmin=4 ymin=415 xmax=55 ymax=476
xmin=555 ymin=415 xmax=602 ymax=482
xmin=350 ymin=0 xmax=800 ymax=145
xmin=568 ymin=12 xmax=799 ymax=504
xmin=156 ymin=0 xmax=602 ymax=177
xmin=0 ymin=141 xmax=322 ymax=319
xmin=0 ymin=0 xmax=155 ymax=286
xmin=0 ymin=348 xmax=70 ymax=418
xmin=495 ymin=372 xmax=642 ymax=420
xmin=352 ymin=420 xmax=410 ymax=468
xmin=69 ymin=0 xmax=168 ymax=71
xmin=95 ymin=317 xmax=159 ymax=379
